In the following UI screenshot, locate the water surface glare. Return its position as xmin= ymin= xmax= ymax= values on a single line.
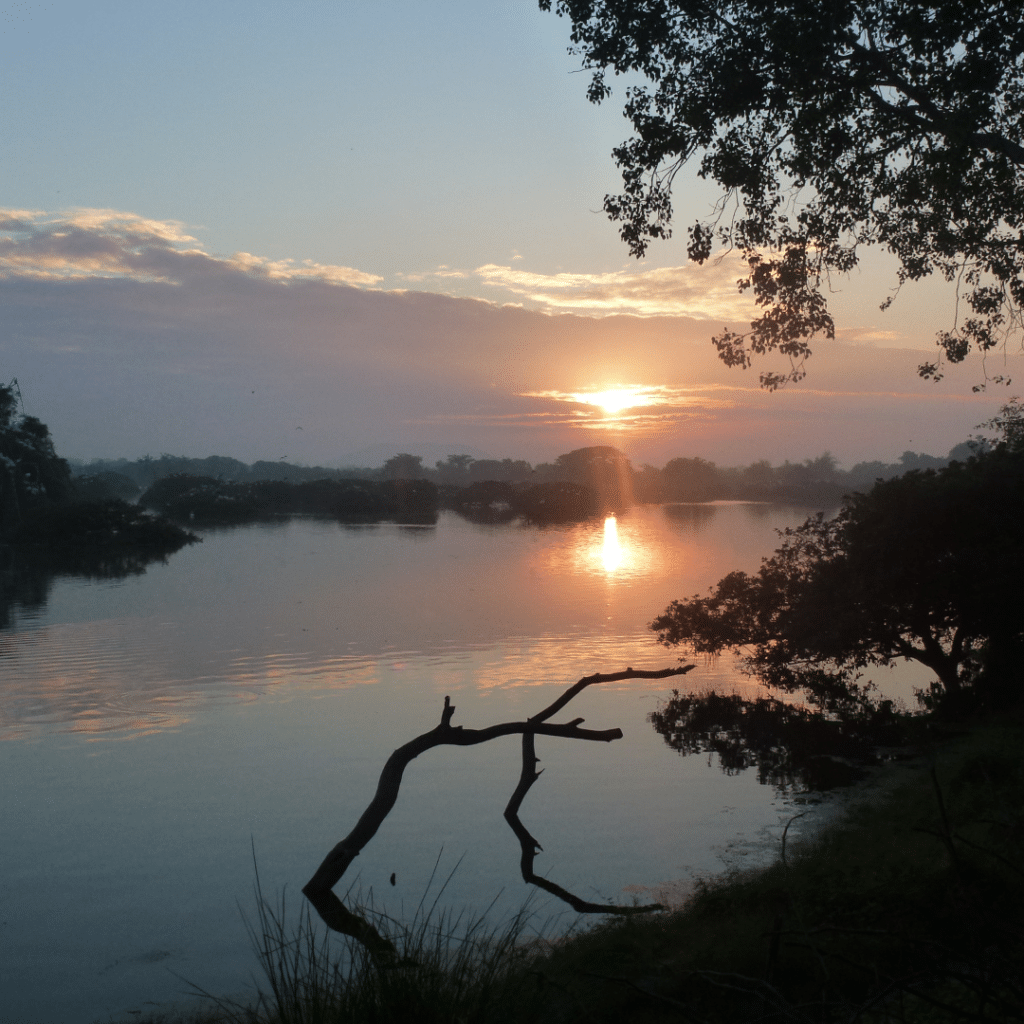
xmin=3 ymin=504 xmax=846 ymax=1023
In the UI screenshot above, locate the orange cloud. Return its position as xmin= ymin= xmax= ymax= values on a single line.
xmin=471 ymin=260 xmax=757 ymax=319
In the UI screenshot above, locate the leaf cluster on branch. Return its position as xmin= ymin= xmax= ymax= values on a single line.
xmin=541 ymin=0 xmax=1024 ymax=386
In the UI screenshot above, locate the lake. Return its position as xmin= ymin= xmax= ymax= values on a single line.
xmin=3 ymin=502 xmax=865 ymax=1023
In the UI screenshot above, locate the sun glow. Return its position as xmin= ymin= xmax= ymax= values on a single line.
xmin=572 ymin=387 xmax=656 ymax=416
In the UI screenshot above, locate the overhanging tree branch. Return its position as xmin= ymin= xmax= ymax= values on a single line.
xmin=302 ymin=665 xmax=695 ymax=951
xmin=543 ymin=0 xmax=1024 ymax=385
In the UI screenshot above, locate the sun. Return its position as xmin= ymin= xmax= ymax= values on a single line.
xmin=572 ymin=387 xmax=654 ymax=416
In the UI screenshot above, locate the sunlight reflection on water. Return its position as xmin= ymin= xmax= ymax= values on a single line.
xmin=539 ymin=508 xmax=661 ymax=585
xmin=0 ymin=505 xmax=929 ymax=740
xmin=602 ymin=514 xmax=623 ymax=572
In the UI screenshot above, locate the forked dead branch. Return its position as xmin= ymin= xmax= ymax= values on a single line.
xmin=302 ymin=665 xmax=695 ymax=953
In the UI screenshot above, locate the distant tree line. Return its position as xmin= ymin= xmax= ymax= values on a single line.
xmin=134 ymin=474 xmax=607 ymax=527
xmin=72 ymin=440 xmax=974 ymax=514
xmin=121 ymin=447 xmax=635 ymax=525
xmin=635 ymin=445 xmax=974 ymax=505
xmin=139 ymin=475 xmax=441 ymax=526
xmin=112 ymin=439 xmax=981 ymax=528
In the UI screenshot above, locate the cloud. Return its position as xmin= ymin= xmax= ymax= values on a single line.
xmin=510 ymin=385 xmax=737 ymax=432
xmin=0 ymin=208 xmax=383 ymax=287
xmin=392 ymin=258 xmax=759 ymax=319
xmin=226 ymin=251 xmax=383 ymax=287
xmin=0 ymin=206 xmax=1011 ymax=468
xmin=470 ymin=260 xmax=757 ymax=319
xmin=414 ymin=403 xmax=729 ymax=437
xmin=835 ymin=326 xmax=903 ymax=345
xmin=396 ymin=265 xmax=469 ymax=283
xmin=526 ymin=384 xmax=737 ymax=408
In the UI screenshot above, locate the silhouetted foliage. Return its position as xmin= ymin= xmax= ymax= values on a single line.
xmin=0 ymin=382 xmax=72 ymax=532
xmin=542 ymin=0 xmax=1024 ymax=385
xmin=652 ymin=448 xmax=1024 ymax=718
xmin=977 ymin=395 xmax=1024 ymax=451
xmin=650 ymin=689 xmax=916 ymax=792
xmin=0 ymin=383 xmax=195 ymax=585
xmin=645 ymin=449 xmax=944 ymax=506
xmin=550 ymin=445 xmax=635 ymax=509
xmin=433 ymin=454 xmax=534 ymax=484
xmin=139 ymin=473 xmax=441 ymax=525
xmin=10 ymin=498 xmax=195 ymax=552
xmin=139 ymin=474 xmax=258 ymax=523
xmin=0 ymin=385 xmax=199 ymax=627
xmin=515 ymin=481 xmax=601 ymax=522
xmin=377 ymin=479 xmax=439 ymax=521
xmin=465 ymin=457 xmax=534 ymax=483
xmin=662 ymin=456 xmax=721 ymax=502
xmin=381 ymin=453 xmax=425 ymax=481
xmin=444 ymin=480 xmax=519 ymax=523
xmin=70 ymin=471 xmax=141 ymax=503
xmin=433 ymin=453 xmax=476 ymax=484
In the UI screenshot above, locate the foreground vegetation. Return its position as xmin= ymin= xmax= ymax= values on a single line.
xmin=528 ymin=711 xmax=1024 ymax=1024
xmin=105 ymin=707 xmax=1023 ymax=1024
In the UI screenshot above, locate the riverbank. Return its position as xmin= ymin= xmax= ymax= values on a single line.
xmin=103 ymin=706 xmax=1023 ymax=1024
xmin=527 ymin=709 xmax=1024 ymax=1022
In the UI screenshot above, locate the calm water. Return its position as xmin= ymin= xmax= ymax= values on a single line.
xmin=3 ymin=503 xmax=859 ymax=1023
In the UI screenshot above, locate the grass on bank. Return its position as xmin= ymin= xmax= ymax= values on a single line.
xmin=107 ymin=710 xmax=1024 ymax=1024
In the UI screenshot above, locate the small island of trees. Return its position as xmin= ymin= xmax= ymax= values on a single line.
xmin=0 ymin=382 xmax=198 ymax=603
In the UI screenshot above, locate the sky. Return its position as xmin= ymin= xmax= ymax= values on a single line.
xmin=1 ymin=0 xmax=1019 ymax=469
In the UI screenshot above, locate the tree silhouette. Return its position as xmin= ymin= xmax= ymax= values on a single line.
xmin=542 ymin=0 xmax=1024 ymax=386
xmin=381 ymin=453 xmax=424 ymax=480
xmin=0 ymin=380 xmax=72 ymax=531
xmin=552 ymin=446 xmax=635 ymax=509
xmin=652 ymin=448 xmax=1024 ymax=714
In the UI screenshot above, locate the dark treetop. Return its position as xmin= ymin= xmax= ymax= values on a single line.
xmin=542 ymin=0 xmax=1024 ymax=386
xmin=652 ymin=444 xmax=1024 ymax=716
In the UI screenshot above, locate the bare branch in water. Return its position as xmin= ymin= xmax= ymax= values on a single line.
xmin=302 ymin=665 xmax=695 ymax=949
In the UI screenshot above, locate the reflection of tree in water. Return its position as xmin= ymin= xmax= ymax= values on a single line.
xmin=650 ymin=444 xmax=1024 ymax=792
xmin=0 ymin=381 xmax=199 ymax=632
xmin=0 ymin=549 xmax=55 ymax=629
xmin=649 ymin=689 xmax=916 ymax=793
xmin=0 ymin=541 xmax=178 ymax=631
xmin=661 ymin=502 xmax=719 ymax=532
xmin=1 ymin=501 xmax=197 ymax=630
